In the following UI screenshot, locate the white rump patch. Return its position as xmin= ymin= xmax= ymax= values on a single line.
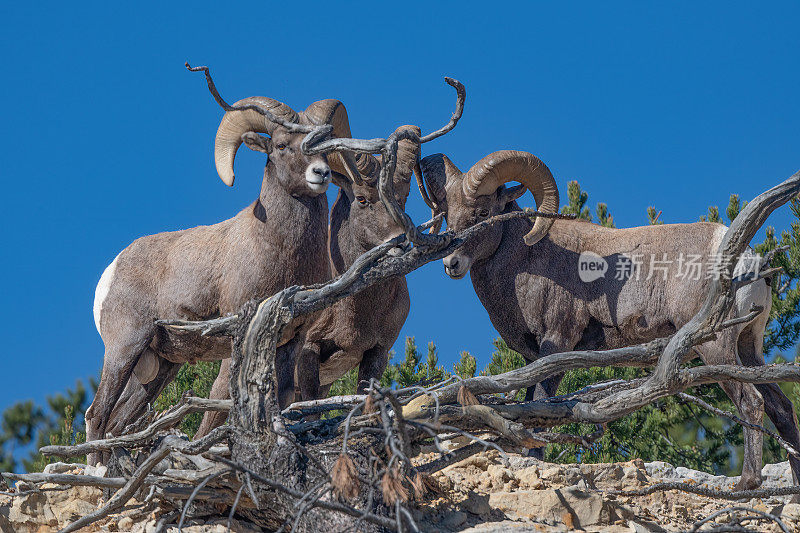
xmin=93 ymin=252 xmax=121 ymax=334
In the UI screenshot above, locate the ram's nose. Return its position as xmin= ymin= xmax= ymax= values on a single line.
xmin=443 ymin=255 xmax=467 ymax=279
xmin=312 ymin=166 xmax=331 ymax=179
xmin=305 ymin=163 xmax=332 ymax=193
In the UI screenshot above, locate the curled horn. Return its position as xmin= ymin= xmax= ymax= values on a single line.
xmin=355 ymin=153 xmax=380 ymax=183
xmin=393 ymin=125 xmax=421 ymax=185
xmin=419 ymin=153 xmax=461 ymax=234
xmin=462 ymin=150 xmax=559 ymax=245
xmin=214 ymin=97 xmax=298 ymax=186
xmin=303 ymin=99 xmax=362 ymax=185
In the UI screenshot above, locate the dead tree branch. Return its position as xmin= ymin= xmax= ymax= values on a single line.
xmin=40 ymin=396 xmax=231 ymax=458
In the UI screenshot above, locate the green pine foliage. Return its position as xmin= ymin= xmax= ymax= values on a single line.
xmin=561 ymin=181 xmax=592 ymax=221
xmin=454 ymin=351 xmax=477 ymax=379
xmin=328 ymin=367 xmax=360 ymax=397
xmin=596 ymin=202 xmax=615 ymax=228
xmin=0 ymin=380 xmax=92 ymax=472
xmin=478 ymin=339 xmax=528 ymax=400
xmin=381 ymin=337 xmax=449 ymax=388
xmin=647 ymin=206 xmax=663 ymax=225
xmin=153 ymin=361 xmax=221 ymax=438
xmin=544 ymin=365 xmax=739 ymax=472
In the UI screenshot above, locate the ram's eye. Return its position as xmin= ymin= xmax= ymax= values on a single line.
xmin=276 ymin=143 xmax=287 ymax=151
xmin=356 ymin=196 xmax=368 ymax=206
xmin=477 ymin=208 xmax=490 ymax=217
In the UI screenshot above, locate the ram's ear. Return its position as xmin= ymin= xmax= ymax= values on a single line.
xmin=498 ymin=183 xmax=526 ymax=208
xmin=241 ymin=132 xmax=272 ymax=154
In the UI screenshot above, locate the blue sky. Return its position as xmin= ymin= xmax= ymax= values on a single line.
xmin=1 ymin=2 xmax=799 ymax=414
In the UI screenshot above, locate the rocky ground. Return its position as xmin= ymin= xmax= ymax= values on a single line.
xmin=2 ymin=454 xmax=799 ymax=532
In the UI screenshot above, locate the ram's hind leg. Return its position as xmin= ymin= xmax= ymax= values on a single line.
xmin=85 ymin=323 xmax=155 ymax=465
xmin=718 ymin=379 xmax=765 ymax=490
xmin=195 ymin=359 xmax=230 ymax=440
xmin=106 ymin=352 xmax=181 ymax=436
xmin=737 ymin=321 xmax=800 ymax=488
xmin=697 ymin=333 xmax=764 ymax=490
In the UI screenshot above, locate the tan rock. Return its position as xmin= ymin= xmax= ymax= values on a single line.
xmin=516 ymin=466 xmax=543 ymax=489
xmin=118 ymin=516 xmax=135 ymax=531
xmin=622 ymin=464 xmax=648 ymax=484
xmin=539 ymin=467 xmax=565 ymax=485
xmin=488 ymin=486 xmax=615 ymax=528
xmin=594 ymin=464 xmax=624 ymax=483
xmin=782 ymin=502 xmax=800 ymax=520
xmin=463 ymin=491 xmax=491 ymax=516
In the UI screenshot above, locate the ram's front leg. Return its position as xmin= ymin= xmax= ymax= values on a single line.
xmin=296 ymin=343 xmax=322 ymax=404
xmin=525 ymin=332 xmax=577 ymax=458
xmin=276 ymin=336 xmax=305 ymax=410
xmin=357 ymin=345 xmax=389 ymax=394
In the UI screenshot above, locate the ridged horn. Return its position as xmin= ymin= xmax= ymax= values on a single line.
xmin=419 ymin=153 xmax=461 ymax=234
xmin=462 ymin=150 xmax=559 ymax=246
xmin=303 ymin=99 xmax=361 ymax=184
xmin=214 ymin=97 xmax=298 ymax=186
xmin=393 ymin=125 xmax=421 ymax=184
xmin=355 ymin=153 xmax=380 ymax=183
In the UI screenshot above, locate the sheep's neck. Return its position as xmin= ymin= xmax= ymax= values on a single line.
xmin=328 ymin=197 xmax=403 ymax=299
xmin=248 ymin=163 xmax=330 ymax=285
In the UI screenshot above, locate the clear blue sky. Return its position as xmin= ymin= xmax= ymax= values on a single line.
xmin=2 ymin=2 xmax=799 ymax=414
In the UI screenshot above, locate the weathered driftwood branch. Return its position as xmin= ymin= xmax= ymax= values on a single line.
xmin=612 ymin=481 xmax=800 ymax=501
xmin=678 ymin=392 xmax=800 ymax=458
xmin=1 ymin=472 xmax=236 ymax=504
xmin=40 ymin=396 xmax=231 ymax=458
xmin=156 ymin=314 xmax=239 ymax=336
xmin=58 ymin=428 xmax=231 ymax=533
xmin=689 ymin=506 xmax=790 ymax=533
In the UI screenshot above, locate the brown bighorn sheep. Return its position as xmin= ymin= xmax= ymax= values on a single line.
xmin=194 ymin=126 xmax=421 ymax=436
xmin=419 ymin=149 xmax=800 ymax=489
xmin=296 ymin=125 xmax=422 ymax=403
xmin=86 ymin=90 xmax=362 ymax=462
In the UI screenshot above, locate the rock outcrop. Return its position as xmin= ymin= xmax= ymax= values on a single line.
xmin=2 ymin=455 xmax=798 ymax=532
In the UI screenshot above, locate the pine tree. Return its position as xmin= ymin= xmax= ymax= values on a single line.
xmin=329 ymin=367 xmax=359 ymax=396
xmin=647 ymin=206 xmax=663 ymax=225
xmin=153 ymin=361 xmax=221 ymax=438
xmin=480 ymin=339 xmax=528 ymax=400
xmin=0 ymin=380 xmax=92 ymax=472
xmin=596 ymin=202 xmax=615 ymax=228
xmin=561 ymin=181 xmax=591 ymax=221
xmin=381 ymin=337 xmax=449 ymax=388
xmin=454 ymin=351 xmax=477 ymax=379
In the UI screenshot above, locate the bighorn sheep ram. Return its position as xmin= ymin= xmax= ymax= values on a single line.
xmin=302 ymin=125 xmax=421 ymax=401
xmin=86 ymin=92 xmax=361 ymax=463
xmin=419 ymin=149 xmax=800 ymax=489
xmin=195 ymin=125 xmax=421 ymax=436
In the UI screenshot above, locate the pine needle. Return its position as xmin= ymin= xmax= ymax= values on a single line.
xmin=458 ymin=385 xmax=480 ymax=406
xmin=331 ymin=453 xmax=359 ymax=500
xmin=381 ymin=466 xmax=409 ymax=505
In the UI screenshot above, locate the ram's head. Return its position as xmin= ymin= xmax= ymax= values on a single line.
xmin=215 ymin=97 xmax=360 ymax=196
xmin=420 ymin=150 xmax=559 ymax=278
